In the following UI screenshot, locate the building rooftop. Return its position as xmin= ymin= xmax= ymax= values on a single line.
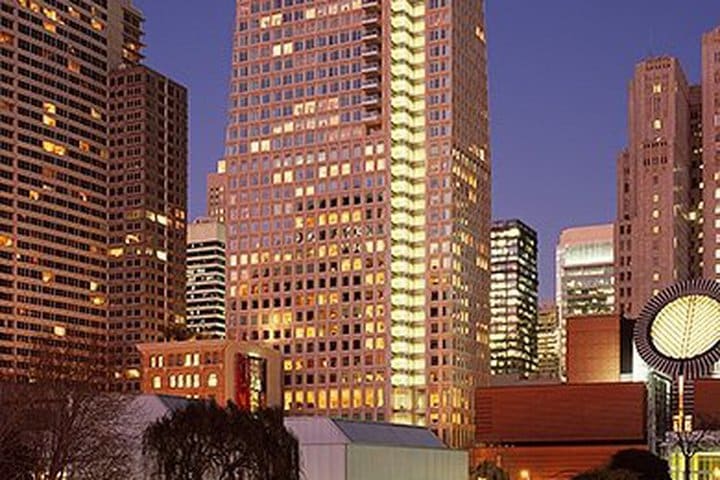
xmin=284 ymin=417 xmax=446 ymax=449
xmin=333 ymin=419 xmax=445 ymax=448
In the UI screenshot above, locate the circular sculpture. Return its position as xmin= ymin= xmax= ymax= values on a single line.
xmin=634 ymin=279 xmax=720 ymax=378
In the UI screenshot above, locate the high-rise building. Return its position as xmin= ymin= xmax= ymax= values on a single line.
xmin=211 ymin=0 xmax=492 ymax=446
xmin=108 ymin=66 xmax=188 ymax=391
xmin=0 ymin=1 xmax=187 ymax=387
xmin=556 ymin=224 xmax=615 ymax=320
xmin=489 ymin=219 xmax=538 ymax=378
xmin=536 ymin=301 xmax=561 ymax=380
xmin=555 ymin=223 xmax=614 ymax=377
xmin=702 ymin=27 xmax=720 ymax=280
xmin=187 ymin=218 xmax=226 ymax=338
xmin=615 ymin=57 xmax=695 ymax=318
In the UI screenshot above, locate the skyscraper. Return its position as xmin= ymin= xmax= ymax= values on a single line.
xmin=489 ymin=219 xmax=538 ymax=378
xmin=0 ymin=1 xmax=187 ymax=387
xmin=615 ymin=57 xmax=695 ymax=318
xmin=212 ymin=0 xmax=491 ymax=446
xmin=108 ymin=65 xmax=188 ymax=391
xmin=187 ymin=218 xmax=227 ymax=338
xmin=702 ymin=27 xmax=720 ymax=280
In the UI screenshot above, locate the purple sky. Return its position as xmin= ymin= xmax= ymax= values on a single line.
xmin=134 ymin=0 xmax=720 ymax=299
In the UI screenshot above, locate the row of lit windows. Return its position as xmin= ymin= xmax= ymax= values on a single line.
xmin=152 ymin=373 xmax=219 ymax=390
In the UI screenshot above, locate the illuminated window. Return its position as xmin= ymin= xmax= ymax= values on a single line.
xmin=152 ymin=376 xmax=162 ymax=389
xmin=653 ymin=119 xmax=662 ymax=130
xmin=208 ymin=373 xmax=219 ymax=387
xmin=652 ymin=83 xmax=662 ymax=93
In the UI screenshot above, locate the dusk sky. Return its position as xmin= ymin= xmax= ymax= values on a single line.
xmin=134 ymin=0 xmax=720 ymax=299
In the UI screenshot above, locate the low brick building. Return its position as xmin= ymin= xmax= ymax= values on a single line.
xmin=137 ymin=339 xmax=281 ymax=410
xmin=473 ymin=382 xmax=649 ymax=480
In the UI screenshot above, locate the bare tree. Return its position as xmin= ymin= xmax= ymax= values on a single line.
xmin=0 ymin=384 xmax=38 ymax=480
xmin=1 ymin=338 xmax=135 ymax=480
xmin=665 ymin=415 xmax=720 ymax=480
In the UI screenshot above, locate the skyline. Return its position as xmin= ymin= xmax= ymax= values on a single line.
xmin=134 ymin=0 xmax=720 ymax=299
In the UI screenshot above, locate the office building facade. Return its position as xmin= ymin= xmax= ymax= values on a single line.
xmin=489 ymin=219 xmax=538 ymax=378
xmin=556 ymin=224 xmax=615 ymax=319
xmin=107 ymin=65 xmax=188 ymax=390
xmin=536 ymin=301 xmax=562 ymax=380
xmin=212 ymin=0 xmax=492 ymax=446
xmin=187 ymin=217 xmax=227 ymax=338
xmin=0 ymin=1 xmax=187 ymax=388
xmin=615 ymin=57 xmax=697 ymax=318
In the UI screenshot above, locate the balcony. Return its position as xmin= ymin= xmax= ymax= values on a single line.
xmin=361 ymin=0 xmax=379 ymax=10
xmin=362 ymin=15 xmax=379 ymax=26
xmin=362 ymin=29 xmax=380 ymax=42
xmin=361 ymin=79 xmax=380 ymax=91
xmin=361 ymin=46 xmax=380 ymax=58
xmin=362 ymin=62 xmax=380 ymax=74
xmin=362 ymin=95 xmax=381 ymax=107
xmin=362 ymin=110 xmax=381 ymax=124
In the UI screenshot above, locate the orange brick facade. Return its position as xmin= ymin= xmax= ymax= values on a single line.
xmin=137 ymin=339 xmax=281 ymax=410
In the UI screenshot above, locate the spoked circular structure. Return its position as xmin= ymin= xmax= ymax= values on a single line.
xmin=634 ymin=279 xmax=720 ymax=379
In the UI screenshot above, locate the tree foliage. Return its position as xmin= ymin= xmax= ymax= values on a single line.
xmin=572 ymin=468 xmax=638 ymax=480
xmin=143 ymin=402 xmax=300 ymax=480
xmin=608 ymin=448 xmax=671 ymax=480
xmin=471 ymin=460 xmax=510 ymax=480
xmin=572 ymin=449 xmax=672 ymax=480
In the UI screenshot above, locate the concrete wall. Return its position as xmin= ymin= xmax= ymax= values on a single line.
xmin=346 ymin=445 xmax=467 ymax=480
xmin=298 ymin=445 xmax=346 ymax=480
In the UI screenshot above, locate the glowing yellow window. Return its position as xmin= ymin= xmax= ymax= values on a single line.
xmin=42 ymin=115 xmax=56 ymax=127
xmin=208 ymin=373 xmax=219 ymax=387
xmin=91 ymin=19 xmax=104 ymax=31
xmin=652 ymin=119 xmax=662 ymax=130
xmin=91 ymin=295 xmax=105 ymax=306
xmin=0 ymin=234 xmax=12 ymax=248
xmin=152 ymin=376 xmax=162 ymax=389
